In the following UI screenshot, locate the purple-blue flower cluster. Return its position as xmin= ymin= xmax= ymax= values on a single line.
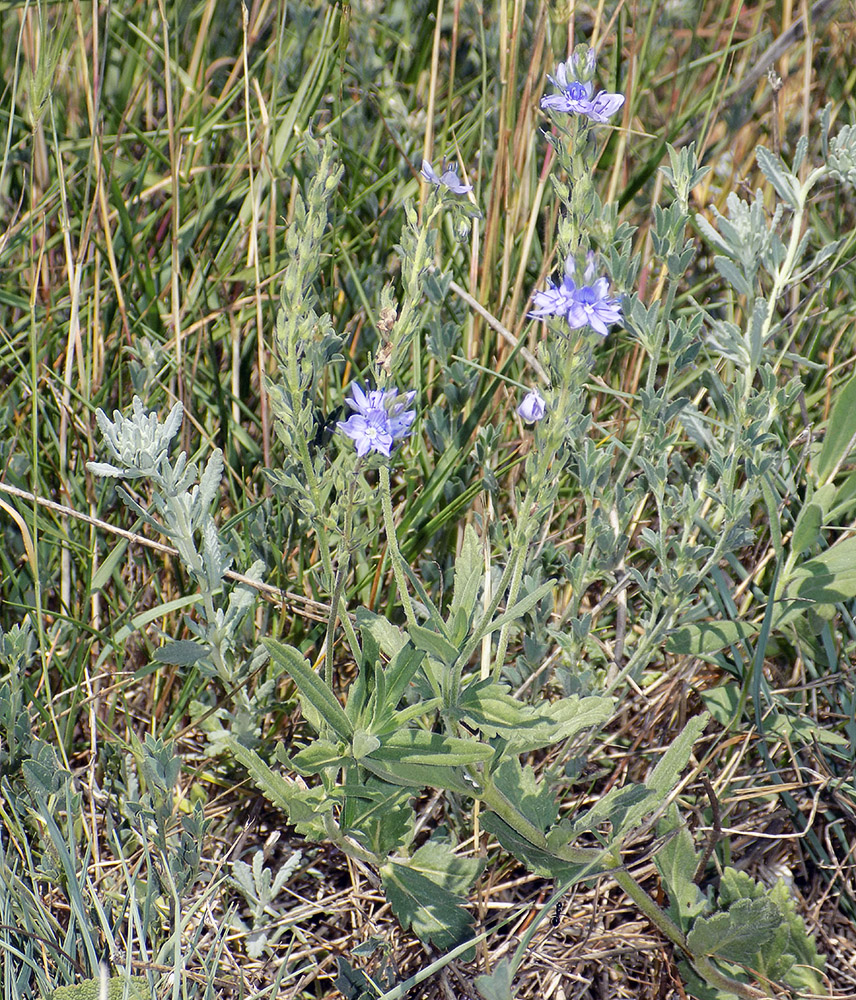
xmin=421 ymin=159 xmax=473 ymax=195
xmin=540 ymin=59 xmax=624 ymax=123
xmin=530 ymin=253 xmax=622 ymax=338
xmin=337 ymin=384 xmax=416 ymax=457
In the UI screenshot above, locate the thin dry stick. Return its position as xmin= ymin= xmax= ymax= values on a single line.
xmin=447 ymin=277 xmax=549 ymax=384
xmin=0 ymin=480 xmax=334 ymax=622
xmin=241 ymin=1 xmax=271 ymax=474
xmin=694 ymin=773 xmax=723 ymax=884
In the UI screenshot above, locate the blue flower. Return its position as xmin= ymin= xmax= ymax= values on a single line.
xmin=529 ymin=254 xmax=622 ymax=338
xmin=529 ymin=275 xmax=578 ymax=321
xmin=517 ymin=389 xmax=546 ymax=423
xmin=540 ymin=60 xmax=624 ymax=123
xmin=567 ymin=277 xmax=623 ymax=337
xmin=421 ymin=158 xmax=473 ymax=195
xmin=337 ymin=384 xmax=416 ymax=457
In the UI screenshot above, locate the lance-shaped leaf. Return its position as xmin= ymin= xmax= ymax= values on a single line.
xmin=370 ymin=729 xmax=494 ymax=767
xmin=263 ymin=637 xmax=353 ymax=740
xmin=408 ymin=624 xmax=458 ymax=665
xmin=153 ymin=638 xmax=208 ymax=666
xmin=503 ymin=695 xmax=613 ymax=754
xmin=360 ymin=757 xmax=476 ymax=794
xmin=655 ymin=805 xmax=709 ymax=929
xmin=666 ymin=620 xmax=759 ymax=657
xmin=474 ymin=579 xmax=555 ymax=639
xmin=755 ymin=146 xmax=801 ymax=209
xmin=448 ymin=524 xmax=483 ymax=642
xmin=647 ymin=712 xmax=709 ymax=800
xmin=816 ymin=371 xmax=856 ymax=485
xmin=226 ymin=737 xmax=331 ymax=840
xmin=480 ymin=812 xmax=596 ymax=881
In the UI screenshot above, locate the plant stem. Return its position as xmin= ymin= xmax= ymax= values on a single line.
xmin=379 ymin=464 xmax=418 ymax=630
xmin=323 ymin=462 xmax=360 ymax=689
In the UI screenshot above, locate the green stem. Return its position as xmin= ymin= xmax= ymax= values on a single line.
xmin=615 ymin=274 xmax=677 ymax=489
xmin=609 ymin=869 xmax=766 ymax=999
xmin=744 ymin=167 xmax=823 ymax=400
xmin=477 ymin=771 xmax=600 ymax=866
xmin=323 ymin=462 xmax=361 ymax=690
xmin=490 ymin=369 xmax=574 ymax=679
xmin=379 ymin=464 xmax=417 ymax=630
xmin=284 ymin=327 xmax=334 ymax=589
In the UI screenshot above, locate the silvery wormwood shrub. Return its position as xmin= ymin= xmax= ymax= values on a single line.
xmin=84 ymin=62 xmax=856 ymax=997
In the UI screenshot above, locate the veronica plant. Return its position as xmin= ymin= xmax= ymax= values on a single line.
xmin=86 ymin=398 xmax=272 ymax=745
xmin=85 ymin=55 xmax=846 ymax=997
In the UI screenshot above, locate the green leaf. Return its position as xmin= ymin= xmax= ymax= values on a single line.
xmin=370 ymin=729 xmax=494 ymax=766
xmin=225 ymin=737 xmax=330 ymax=839
xmin=480 ymin=812 xmax=593 ymax=881
xmin=686 ymin=897 xmax=782 ymax=964
xmin=333 ymin=957 xmax=376 ymax=1000
xmin=667 ymin=621 xmax=758 ymax=657
xmin=22 ymin=741 xmax=69 ymax=798
xmin=89 ymin=536 xmax=129 ymax=592
xmin=713 ymin=869 xmax=826 ymax=992
xmin=474 ymin=958 xmax=515 ymax=1000
xmin=98 ymin=594 xmax=201 ymax=669
xmin=359 ymin=758 xmax=474 ymax=794
xmin=407 ymin=624 xmax=459 ymax=666
xmin=342 ymin=775 xmax=414 ymax=857
xmin=816 ymin=371 xmax=856 ymax=485
xmin=352 ymin=729 xmax=382 ymax=760
xmin=791 ymin=502 xmax=823 ymax=555
xmin=755 ymin=146 xmax=801 ymax=209
xmin=655 ymin=805 xmax=708 ymax=929
xmin=766 ymin=879 xmax=826 ymax=993
xmin=448 ymin=524 xmax=483 ymax=642
xmin=717 ymin=867 xmax=764 ymax=905
xmin=459 ymin=679 xmax=532 ymax=735
xmin=356 ymin=608 xmax=408 ymax=658
xmin=52 ymin=977 xmax=149 ymax=1000
xmin=290 ymin=739 xmax=348 ymax=771
xmin=787 ymin=535 xmax=856 ymax=602
xmin=380 ymin=842 xmax=483 ymax=949
xmin=407 ymin=840 xmax=484 ymax=895
xmin=713 ymin=255 xmax=753 ymax=297
xmin=503 ymin=695 xmax=613 ymax=754
xmin=647 ymin=712 xmax=709 ymax=800
xmin=492 ymin=757 xmax=558 ymax=833
xmin=768 ymin=711 xmax=849 ymax=747
xmin=701 ymin=683 xmax=741 ymax=726
xmin=570 ymin=784 xmax=654 ymax=840
xmin=153 ymin=638 xmax=208 ymax=666
xmin=382 ymin=644 xmax=426 ymax=714
xmin=263 ymin=637 xmax=353 ymax=740
xmin=477 ymin=580 xmax=555 ymax=637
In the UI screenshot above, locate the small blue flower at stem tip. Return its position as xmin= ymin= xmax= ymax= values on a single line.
xmin=518 ymin=389 xmax=546 ymax=423
xmin=421 ymin=158 xmax=473 ymax=194
xmin=540 ymin=59 xmax=624 ymax=123
xmin=337 ymin=384 xmax=417 ymax=457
